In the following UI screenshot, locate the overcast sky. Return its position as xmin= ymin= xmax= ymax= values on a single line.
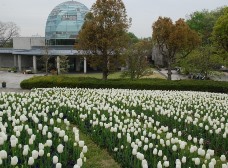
xmin=0 ymin=0 xmax=227 ymax=38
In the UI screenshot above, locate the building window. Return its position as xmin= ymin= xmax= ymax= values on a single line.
xmin=61 ymin=14 xmax=77 ymax=21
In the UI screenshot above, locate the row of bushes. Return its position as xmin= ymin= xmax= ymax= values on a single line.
xmin=20 ymin=76 xmax=228 ymax=93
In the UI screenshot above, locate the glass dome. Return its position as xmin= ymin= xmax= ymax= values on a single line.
xmin=45 ymin=1 xmax=89 ymax=45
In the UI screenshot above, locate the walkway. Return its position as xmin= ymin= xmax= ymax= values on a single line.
xmin=158 ymin=69 xmax=188 ymax=80
xmin=158 ymin=69 xmax=228 ymax=81
xmin=0 ymin=71 xmax=42 ymax=91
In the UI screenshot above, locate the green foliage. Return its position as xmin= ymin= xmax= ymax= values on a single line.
xmin=59 ymin=55 xmax=69 ymax=73
xmin=76 ymin=0 xmax=131 ymax=80
xmin=123 ymin=39 xmax=152 ymax=79
xmin=212 ymin=6 xmax=228 ymax=52
xmin=178 ymin=45 xmax=224 ymax=77
xmin=186 ymin=7 xmax=226 ymax=44
xmin=20 ymin=76 xmax=228 ymax=93
xmin=127 ymin=32 xmax=139 ymax=44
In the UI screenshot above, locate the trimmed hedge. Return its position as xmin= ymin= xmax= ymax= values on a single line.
xmin=20 ymin=76 xmax=228 ymax=93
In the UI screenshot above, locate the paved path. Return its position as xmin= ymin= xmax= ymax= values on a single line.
xmin=0 ymin=71 xmax=42 ymax=90
xmin=158 ymin=69 xmax=228 ymax=81
xmin=158 ymin=69 xmax=188 ymax=80
xmin=210 ymin=72 xmax=228 ymax=82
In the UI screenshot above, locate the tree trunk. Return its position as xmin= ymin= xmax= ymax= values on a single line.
xmin=102 ymin=54 xmax=108 ymax=80
xmin=45 ymin=61 xmax=48 ymax=75
xmin=167 ymin=62 xmax=172 ymax=80
xmin=102 ymin=71 xmax=108 ymax=80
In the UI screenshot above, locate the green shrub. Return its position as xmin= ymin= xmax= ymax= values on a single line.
xmin=20 ymin=76 xmax=228 ymax=93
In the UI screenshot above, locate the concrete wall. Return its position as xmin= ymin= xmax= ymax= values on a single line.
xmin=152 ymin=46 xmax=164 ymax=66
xmin=0 ymin=54 xmax=14 ymax=68
xmin=13 ymin=37 xmax=45 ymax=50
xmin=0 ymin=54 xmax=33 ymax=69
xmin=31 ymin=37 xmax=45 ymax=47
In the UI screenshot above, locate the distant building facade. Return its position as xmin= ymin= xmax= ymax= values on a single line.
xmin=151 ymin=45 xmax=166 ymax=67
xmin=0 ymin=1 xmax=89 ymax=73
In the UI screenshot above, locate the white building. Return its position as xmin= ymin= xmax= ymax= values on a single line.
xmin=0 ymin=1 xmax=89 ymax=73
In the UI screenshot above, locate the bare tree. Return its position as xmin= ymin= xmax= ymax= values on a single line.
xmin=40 ymin=43 xmax=52 ymax=75
xmin=0 ymin=21 xmax=19 ymax=47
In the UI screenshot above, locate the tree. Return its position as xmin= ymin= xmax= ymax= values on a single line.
xmin=59 ymin=55 xmax=69 ymax=73
xmin=186 ymin=7 xmax=225 ymax=45
xmin=152 ymin=17 xmax=200 ymax=80
xmin=76 ymin=0 xmax=131 ymax=80
xmin=41 ymin=44 xmax=52 ymax=75
xmin=0 ymin=21 xmax=19 ymax=47
xmin=179 ymin=45 xmax=224 ymax=78
xmin=127 ymin=32 xmax=139 ymax=45
xmin=212 ymin=7 xmax=228 ymax=52
xmin=123 ymin=39 xmax=152 ymax=79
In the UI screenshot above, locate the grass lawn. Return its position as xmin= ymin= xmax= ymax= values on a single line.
xmin=61 ymin=69 xmax=165 ymax=79
xmin=62 ymin=72 xmax=123 ymax=79
xmin=80 ymin=131 xmax=120 ymax=168
xmin=0 ymin=67 xmax=9 ymax=71
xmin=62 ymin=124 xmax=120 ymax=168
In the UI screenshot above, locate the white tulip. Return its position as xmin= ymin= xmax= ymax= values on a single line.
xmin=38 ymin=124 xmax=43 ymax=130
xmin=117 ymin=133 xmax=121 ymax=139
xmin=80 ymin=152 xmax=84 ymax=158
xmin=83 ymin=146 xmax=88 ymax=153
xmin=57 ymin=144 xmax=64 ymax=153
xmin=10 ymin=139 xmax=17 ymax=147
xmin=209 ymin=162 xmax=215 ymax=168
xmin=48 ymin=132 xmax=52 ymax=139
xmin=157 ymin=161 xmax=162 ymax=168
xmin=164 ymin=161 xmax=169 ymax=167
xmin=11 ymin=156 xmax=18 ymax=166
xmin=194 ymin=158 xmax=200 ymax=165
xmin=132 ymin=148 xmax=137 ymax=155
xmin=53 ymin=156 xmax=58 ymax=164
xmin=56 ymin=163 xmax=62 ymax=168
xmin=73 ymin=164 xmax=80 ymax=168
xmin=23 ymin=148 xmax=29 ymax=156
xmin=222 ymin=164 xmax=228 ymax=168
xmin=47 ymin=153 xmax=50 ymax=157
xmin=172 ymin=145 xmax=177 ymax=151
xmin=39 ymin=143 xmax=44 ymax=150
xmin=28 ymin=157 xmax=34 ymax=165
xmin=220 ymin=155 xmax=226 ymax=162
xmin=136 ymin=152 xmax=144 ymax=160
xmin=0 ymin=150 xmax=7 ymax=159
xmin=39 ymin=149 xmax=44 ymax=156
xmin=59 ymin=130 xmax=65 ymax=137
xmin=27 ymin=128 xmax=33 ymax=135
xmin=79 ymin=141 xmax=84 ymax=147
xmin=46 ymin=140 xmax=52 ymax=147
xmin=64 ymin=135 xmax=68 ymax=142
xmin=153 ymin=148 xmax=157 ymax=155
xmin=32 ymin=150 xmax=39 ymax=159
xmin=143 ymin=145 xmax=148 ymax=151
xmin=142 ymin=159 xmax=148 ymax=168
xmin=50 ymin=118 xmax=54 ymax=125
xmin=181 ymin=156 xmax=186 ymax=163
xmin=158 ymin=150 xmax=163 ymax=157
xmin=77 ymin=158 xmax=83 ymax=167
xmin=202 ymin=164 xmax=206 ymax=168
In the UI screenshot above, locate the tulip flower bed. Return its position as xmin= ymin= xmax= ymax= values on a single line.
xmin=0 ymin=88 xmax=228 ymax=168
xmin=0 ymin=91 xmax=87 ymax=167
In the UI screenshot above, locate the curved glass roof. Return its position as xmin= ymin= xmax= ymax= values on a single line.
xmin=45 ymin=1 xmax=89 ymax=40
